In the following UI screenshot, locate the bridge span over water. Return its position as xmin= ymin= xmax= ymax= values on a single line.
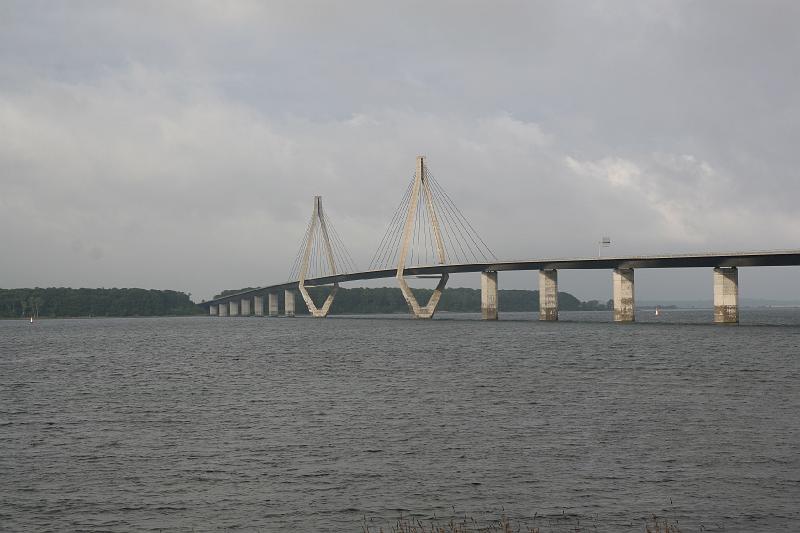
xmin=201 ymin=157 xmax=800 ymax=324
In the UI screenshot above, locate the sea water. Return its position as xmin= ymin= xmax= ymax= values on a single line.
xmin=1 ymin=310 xmax=798 ymax=532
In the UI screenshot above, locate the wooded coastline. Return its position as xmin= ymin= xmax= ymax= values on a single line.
xmin=1 ymin=286 xmax=611 ymax=319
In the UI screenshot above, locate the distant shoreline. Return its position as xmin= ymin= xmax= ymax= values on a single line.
xmin=5 ymin=286 xmax=799 ymax=319
xmin=5 ymin=306 xmax=800 ymax=320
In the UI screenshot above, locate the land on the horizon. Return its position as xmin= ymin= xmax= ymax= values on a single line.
xmin=6 ymin=287 xmax=799 ymax=319
xmin=3 ymin=286 xmax=612 ymax=319
xmin=638 ymin=298 xmax=800 ymax=309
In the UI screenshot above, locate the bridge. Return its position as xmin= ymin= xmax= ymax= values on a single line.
xmin=201 ymin=156 xmax=800 ymax=324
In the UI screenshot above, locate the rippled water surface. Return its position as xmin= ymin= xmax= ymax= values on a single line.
xmin=1 ymin=311 xmax=799 ymax=532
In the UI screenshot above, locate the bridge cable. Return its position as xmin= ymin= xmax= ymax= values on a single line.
xmin=427 ymin=174 xmax=476 ymax=262
xmin=428 ymin=171 xmax=495 ymax=260
xmin=369 ymin=178 xmax=411 ymax=270
xmin=382 ymin=177 xmax=415 ymax=269
xmin=330 ymin=221 xmax=358 ymax=272
xmin=425 ymin=165 xmax=474 ymax=262
xmin=428 ymin=173 xmax=472 ymax=263
xmin=288 ymin=216 xmax=314 ymax=281
xmin=323 ymin=208 xmax=349 ymax=274
xmin=425 ymin=175 xmax=464 ymax=264
xmin=329 ymin=223 xmax=357 ymax=275
xmin=421 ymin=182 xmax=434 ymax=265
xmin=369 ymin=159 xmax=494 ymax=270
xmin=388 ymin=181 xmax=414 ymax=267
xmin=428 ymin=173 xmax=491 ymax=262
xmin=369 ymin=178 xmax=413 ymax=270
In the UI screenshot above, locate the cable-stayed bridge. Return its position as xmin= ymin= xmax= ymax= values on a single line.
xmin=202 ymin=156 xmax=800 ymax=324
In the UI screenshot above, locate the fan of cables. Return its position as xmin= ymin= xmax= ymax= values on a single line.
xmin=368 ymin=162 xmax=495 ymax=271
xmin=287 ymin=199 xmax=358 ymax=282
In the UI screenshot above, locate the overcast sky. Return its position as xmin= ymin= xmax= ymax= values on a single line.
xmin=2 ymin=1 xmax=799 ymax=302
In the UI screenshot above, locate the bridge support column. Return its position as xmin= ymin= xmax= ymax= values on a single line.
xmin=613 ymin=268 xmax=635 ymax=322
xmin=229 ymin=300 xmax=239 ymax=317
xmin=254 ymin=295 xmax=264 ymax=316
xmin=209 ymin=304 xmax=218 ymax=316
xmin=481 ymin=271 xmax=498 ymax=320
xmin=269 ymin=293 xmax=278 ymax=317
xmin=539 ymin=269 xmax=559 ymax=321
xmin=713 ymin=267 xmax=739 ymax=324
xmin=219 ymin=302 xmax=228 ymax=317
xmin=240 ymin=298 xmax=251 ymax=316
xmin=285 ymin=290 xmax=295 ymax=317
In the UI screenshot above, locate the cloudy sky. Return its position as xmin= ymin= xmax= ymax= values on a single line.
xmin=2 ymin=1 xmax=799 ymax=302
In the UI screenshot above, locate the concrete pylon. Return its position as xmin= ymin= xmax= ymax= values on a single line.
xmin=209 ymin=304 xmax=218 ymax=316
xmin=713 ymin=267 xmax=739 ymax=324
xmin=613 ymin=268 xmax=635 ymax=322
xmin=229 ymin=300 xmax=239 ymax=317
xmin=240 ymin=298 xmax=251 ymax=316
xmin=219 ymin=303 xmax=228 ymax=317
xmin=539 ymin=269 xmax=558 ymax=321
xmin=298 ymin=196 xmax=338 ymax=318
xmin=285 ymin=290 xmax=295 ymax=317
xmin=268 ymin=293 xmax=279 ymax=317
xmin=396 ymin=155 xmax=449 ymax=319
xmin=481 ymin=271 xmax=498 ymax=320
xmin=254 ymin=295 xmax=264 ymax=317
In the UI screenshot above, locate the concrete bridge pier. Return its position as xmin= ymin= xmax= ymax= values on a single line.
xmin=241 ymin=298 xmax=251 ymax=316
xmin=714 ymin=267 xmax=739 ymax=324
xmin=209 ymin=304 xmax=218 ymax=316
xmin=254 ymin=295 xmax=264 ymax=317
xmin=269 ymin=293 xmax=279 ymax=317
xmin=285 ymin=290 xmax=295 ymax=317
xmin=613 ymin=268 xmax=635 ymax=322
xmin=229 ymin=301 xmax=239 ymax=317
xmin=219 ymin=302 xmax=228 ymax=316
xmin=539 ymin=269 xmax=559 ymax=321
xmin=481 ymin=271 xmax=498 ymax=320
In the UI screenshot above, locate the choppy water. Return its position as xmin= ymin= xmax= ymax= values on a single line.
xmin=1 ymin=310 xmax=799 ymax=532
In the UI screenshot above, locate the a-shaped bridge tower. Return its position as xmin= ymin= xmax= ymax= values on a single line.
xmin=288 ymin=195 xmax=357 ymax=317
xmin=370 ymin=155 xmax=496 ymax=318
xmin=396 ymin=156 xmax=448 ymax=318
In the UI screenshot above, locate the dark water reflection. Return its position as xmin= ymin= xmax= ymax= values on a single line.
xmin=1 ymin=311 xmax=798 ymax=532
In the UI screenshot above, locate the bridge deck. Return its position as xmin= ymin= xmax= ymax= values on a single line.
xmin=202 ymin=249 xmax=800 ymax=306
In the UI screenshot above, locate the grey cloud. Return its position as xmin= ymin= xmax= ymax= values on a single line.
xmin=1 ymin=1 xmax=798 ymax=301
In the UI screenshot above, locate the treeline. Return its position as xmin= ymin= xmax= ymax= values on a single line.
xmin=217 ymin=286 xmax=611 ymax=315
xmin=0 ymin=286 xmax=611 ymax=319
xmin=214 ymin=288 xmax=258 ymax=299
xmin=0 ymin=288 xmax=201 ymax=318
